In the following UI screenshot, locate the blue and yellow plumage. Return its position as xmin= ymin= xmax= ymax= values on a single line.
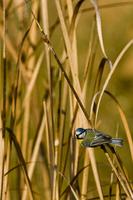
xmin=75 ymin=128 xmax=123 ymax=147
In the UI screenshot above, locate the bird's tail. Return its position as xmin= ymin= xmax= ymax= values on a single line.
xmin=111 ymin=138 xmax=123 ymax=147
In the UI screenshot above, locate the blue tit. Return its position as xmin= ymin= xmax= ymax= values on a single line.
xmin=75 ymin=128 xmax=123 ymax=147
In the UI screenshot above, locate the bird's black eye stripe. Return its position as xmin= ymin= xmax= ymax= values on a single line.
xmin=78 ymin=131 xmax=84 ymax=135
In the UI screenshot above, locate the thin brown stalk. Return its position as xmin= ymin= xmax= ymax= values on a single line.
xmin=1 ymin=0 xmax=6 ymax=199
xmin=22 ymin=99 xmax=30 ymax=159
xmin=45 ymin=99 xmax=54 ymax=196
xmin=41 ymin=1 xmax=55 ymax=199
xmin=0 ymin=117 xmax=4 ymax=199
xmin=2 ymin=0 xmax=6 ymax=140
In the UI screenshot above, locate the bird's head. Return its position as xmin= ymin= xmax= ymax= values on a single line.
xmin=75 ymin=128 xmax=86 ymax=139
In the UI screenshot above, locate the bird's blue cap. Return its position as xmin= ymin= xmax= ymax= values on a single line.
xmin=75 ymin=128 xmax=86 ymax=136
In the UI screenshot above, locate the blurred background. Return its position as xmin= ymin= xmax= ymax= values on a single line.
xmin=0 ymin=0 xmax=133 ymax=199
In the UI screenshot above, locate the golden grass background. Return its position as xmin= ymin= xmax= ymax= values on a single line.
xmin=0 ymin=0 xmax=133 ymax=199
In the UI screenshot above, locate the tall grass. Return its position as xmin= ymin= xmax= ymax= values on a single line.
xmin=0 ymin=0 xmax=133 ymax=199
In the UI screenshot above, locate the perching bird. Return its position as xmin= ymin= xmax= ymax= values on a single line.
xmin=75 ymin=128 xmax=123 ymax=147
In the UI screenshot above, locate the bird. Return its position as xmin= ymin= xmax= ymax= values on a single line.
xmin=75 ymin=128 xmax=123 ymax=147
